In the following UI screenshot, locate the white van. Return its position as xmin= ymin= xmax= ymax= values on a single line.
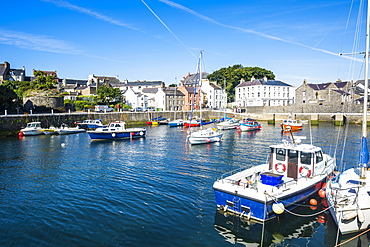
xmin=94 ymin=105 xmax=114 ymax=112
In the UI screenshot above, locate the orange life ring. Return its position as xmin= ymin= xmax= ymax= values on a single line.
xmin=299 ymin=166 xmax=312 ymax=177
xmin=275 ymin=163 xmax=286 ymax=173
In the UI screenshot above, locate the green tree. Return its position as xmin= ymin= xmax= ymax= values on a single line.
xmin=96 ymin=85 xmax=122 ymax=104
xmin=32 ymin=71 xmax=56 ymax=90
xmin=0 ymin=83 xmax=20 ymax=113
xmin=208 ymin=65 xmax=275 ymax=102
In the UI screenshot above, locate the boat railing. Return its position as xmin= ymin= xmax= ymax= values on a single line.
xmin=219 ymin=165 xmax=254 ymax=180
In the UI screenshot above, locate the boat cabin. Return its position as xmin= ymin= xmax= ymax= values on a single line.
xmin=268 ymin=143 xmax=325 ymax=180
xmin=26 ymin=122 xmax=41 ymax=128
xmin=282 ymin=119 xmax=298 ymax=125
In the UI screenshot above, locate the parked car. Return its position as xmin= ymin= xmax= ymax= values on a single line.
xmin=130 ymin=107 xmax=144 ymax=112
xmin=94 ymin=105 xmax=114 ymax=112
xmin=145 ymin=107 xmax=155 ymax=112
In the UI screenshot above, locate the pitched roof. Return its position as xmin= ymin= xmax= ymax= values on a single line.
xmin=237 ymin=79 xmax=292 ymax=88
xmin=164 ymin=87 xmax=185 ymax=96
xmin=307 ymin=83 xmax=331 ymax=90
xmin=182 ymin=72 xmax=209 ymax=85
xmin=142 ymin=88 xmax=158 ymax=93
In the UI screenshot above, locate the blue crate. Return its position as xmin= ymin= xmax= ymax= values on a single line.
xmin=260 ymin=173 xmax=283 ymax=186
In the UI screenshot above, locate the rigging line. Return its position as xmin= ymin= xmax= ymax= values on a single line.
xmin=141 ymin=0 xmax=196 ymax=58
xmin=334 ymin=228 xmax=370 ymax=247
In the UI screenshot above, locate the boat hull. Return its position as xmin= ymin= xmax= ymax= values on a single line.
xmin=88 ymin=129 xmax=146 ymax=140
xmin=20 ymin=129 xmax=44 ymax=136
xmin=239 ymin=125 xmax=262 ymax=132
xmin=214 ymin=180 xmax=324 ymax=222
xmin=281 ymin=124 xmax=302 ymax=131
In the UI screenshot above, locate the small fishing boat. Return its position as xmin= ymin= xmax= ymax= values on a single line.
xmin=184 ymin=119 xmax=214 ymax=127
xmin=76 ymin=119 xmax=106 ymax=130
xmin=55 ymin=124 xmax=86 ymax=135
xmin=217 ymin=118 xmax=240 ymax=130
xmin=280 ymin=117 xmax=302 ymax=131
xmin=19 ymin=122 xmax=44 ymax=136
xmin=238 ymin=119 xmax=262 ymax=132
xmin=87 ymin=121 xmax=146 ymax=141
xmin=168 ymin=119 xmax=184 ymax=127
xmin=213 ymin=132 xmax=335 ymax=222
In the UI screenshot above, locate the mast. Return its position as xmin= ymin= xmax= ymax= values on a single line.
xmin=199 ymin=51 xmax=203 ymax=128
xmin=360 ymin=0 xmax=370 ymax=176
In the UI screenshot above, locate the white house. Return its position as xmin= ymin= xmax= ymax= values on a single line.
xmin=235 ymin=76 xmax=295 ymax=107
xmin=201 ymin=79 xmax=226 ymax=109
xmin=123 ymin=87 xmax=148 ymax=108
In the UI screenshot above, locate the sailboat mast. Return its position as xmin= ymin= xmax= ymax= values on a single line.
xmin=363 ymin=0 xmax=370 ymax=137
xmin=360 ymin=0 xmax=370 ymax=175
xmin=199 ymin=51 xmax=203 ymax=126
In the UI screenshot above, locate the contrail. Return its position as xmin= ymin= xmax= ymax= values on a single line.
xmin=41 ymin=0 xmax=140 ymax=31
xmin=141 ymin=0 xmax=196 ymax=57
xmin=159 ymin=0 xmax=352 ymax=60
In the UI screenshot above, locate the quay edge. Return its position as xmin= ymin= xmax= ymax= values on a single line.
xmin=0 ymin=111 xmax=368 ymax=138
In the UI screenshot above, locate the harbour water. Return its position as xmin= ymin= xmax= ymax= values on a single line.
xmin=0 ymin=122 xmax=369 ymax=246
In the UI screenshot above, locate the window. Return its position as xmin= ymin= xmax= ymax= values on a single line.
xmin=315 ymin=151 xmax=323 ymax=163
xmin=303 ymin=91 xmax=306 ymax=96
xmin=276 ymin=148 xmax=286 ymax=161
xmin=300 ymin=152 xmax=312 ymax=165
xmin=288 ymin=150 xmax=298 ymax=163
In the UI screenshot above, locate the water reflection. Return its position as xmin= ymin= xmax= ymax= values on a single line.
xmin=214 ymin=202 xmax=323 ymax=247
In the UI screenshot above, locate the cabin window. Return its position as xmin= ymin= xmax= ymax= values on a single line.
xmin=288 ymin=150 xmax=298 ymax=163
xmin=276 ymin=148 xmax=286 ymax=161
xmin=300 ymin=152 xmax=312 ymax=165
xmin=315 ymin=151 xmax=323 ymax=163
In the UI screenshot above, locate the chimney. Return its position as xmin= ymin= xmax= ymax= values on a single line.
xmin=263 ymin=76 xmax=267 ymax=82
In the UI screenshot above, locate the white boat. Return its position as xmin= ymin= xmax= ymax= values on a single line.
xmin=87 ymin=121 xmax=146 ymax=141
xmin=217 ymin=119 xmax=240 ymax=130
xmin=187 ymin=51 xmax=223 ymax=145
xmin=326 ymin=1 xmax=370 ymax=235
xmin=213 ymin=132 xmax=335 ymax=222
xmin=188 ymin=128 xmax=223 ymax=145
xmin=19 ymin=122 xmax=44 ymax=136
xmin=55 ymin=124 xmax=86 ymax=135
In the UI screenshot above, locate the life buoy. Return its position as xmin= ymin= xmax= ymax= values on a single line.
xmin=275 ymin=163 xmax=286 ymax=173
xmin=299 ymin=166 xmax=312 ymax=177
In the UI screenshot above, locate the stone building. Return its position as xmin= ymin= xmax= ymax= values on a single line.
xmin=0 ymin=61 xmax=26 ymax=83
xmin=295 ymin=80 xmax=352 ymax=105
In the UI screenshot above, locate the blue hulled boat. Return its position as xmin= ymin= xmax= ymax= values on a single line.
xmin=213 ymin=133 xmax=334 ymax=222
xmin=87 ymin=121 xmax=146 ymax=141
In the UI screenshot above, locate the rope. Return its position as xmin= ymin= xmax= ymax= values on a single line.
xmin=334 ymin=228 xmax=370 ymax=247
xmin=265 ymin=192 xmax=334 ymax=217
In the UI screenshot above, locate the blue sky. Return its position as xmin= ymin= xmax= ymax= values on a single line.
xmin=1 ymin=0 xmax=366 ymax=87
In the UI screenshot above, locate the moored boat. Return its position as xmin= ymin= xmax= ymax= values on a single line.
xmin=42 ymin=127 xmax=57 ymax=135
xmin=19 ymin=122 xmax=44 ymax=136
xmin=217 ymin=119 xmax=240 ymax=130
xmin=188 ymin=128 xmax=223 ymax=145
xmin=76 ymin=119 xmax=106 ymax=130
xmin=325 ymin=0 xmax=370 ymax=235
xmin=280 ymin=117 xmax=302 ymax=131
xmin=87 ymin=121 xmax=146 ymax=141
xmin=168 ymin=119 xmax=184 ymax=127
xmin=55 ymin=124 xmax=86 ymax=135
xmin=238 ymin=119 xmax=262 ymax=132
xmin=213 ymin=133 xmax=335 ymax=222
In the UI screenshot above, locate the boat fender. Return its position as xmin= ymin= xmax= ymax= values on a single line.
xmin=299 ymin=166 xmax=312 ymax=177
xmin=275 ymin=163 xmax=286 ymax=173
xmin=112 ymin=133 xmax=116 ymax=137
xmin=358 ymin=208 xmax=365 ymax=223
